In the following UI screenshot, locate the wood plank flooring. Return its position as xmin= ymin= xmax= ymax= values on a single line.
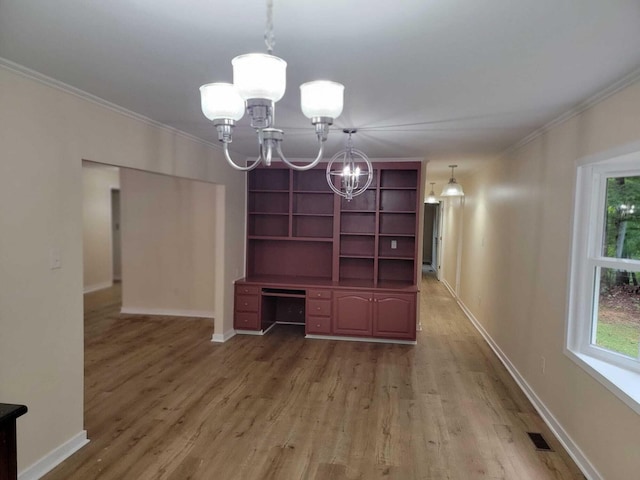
xmin=43 ymin=276 xmax=585 ymax=479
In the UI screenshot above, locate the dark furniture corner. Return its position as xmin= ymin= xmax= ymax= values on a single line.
xmin=0 ymin=403 xmax=27 ymax=480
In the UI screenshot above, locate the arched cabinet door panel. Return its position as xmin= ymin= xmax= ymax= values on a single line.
xmin=333 ymin=291 xmax=372 ymax=336
xmin=373 ymin=293 xmax=416 ymax=340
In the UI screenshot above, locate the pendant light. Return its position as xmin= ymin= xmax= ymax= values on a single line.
xmin=326 ymin=129 xmax=373 ymax=201
xmin=425 ymin=183 xmax=439 ymax=204
xmin=441 ymin=165 xmax=464 ymax=197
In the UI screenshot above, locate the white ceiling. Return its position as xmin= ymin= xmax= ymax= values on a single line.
xmin=1 ymin=0 xmax=640 ymax=184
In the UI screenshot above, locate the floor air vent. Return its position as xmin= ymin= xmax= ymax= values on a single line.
xmin=526 ymin=432 xmax=553 ymax=452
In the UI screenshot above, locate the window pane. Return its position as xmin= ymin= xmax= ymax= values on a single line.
xmin=593 ymin=267 xmax=640 ymax=359
xmin=603 ymin=176 xmax=640 ymax=260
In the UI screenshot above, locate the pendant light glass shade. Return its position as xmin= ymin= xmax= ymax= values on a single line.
xmin=440 ymin=165 xmax=464 ymax=197
xmin=441 ymin=181 xmax=464 ymax=197
xmin=232 ymin=53 xmax=287 ymax=102
xmin=199 ymin=83 xmax=245 ymax=121
xmin=300 ymin=81 xmax=344 ymax=119
xmin=425 ymin=182 xmax=439 ymax=204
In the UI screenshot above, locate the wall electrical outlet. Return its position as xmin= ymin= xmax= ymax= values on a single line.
xmin=391 ymin=240 xmax=397 ymax=249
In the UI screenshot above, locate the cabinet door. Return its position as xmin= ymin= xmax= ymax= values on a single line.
xmin=333 ymin=291 xmax=372 ymax=336
xmin=373 ymin=293 xmax=416 ymax=340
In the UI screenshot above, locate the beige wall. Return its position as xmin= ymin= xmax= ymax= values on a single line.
xmin=0 ymin=65 xmax=245 ymax=473
xmin=440 ymin=81 xmax=640 ymax=479
xmin=120 ymin=168 xmax=218 ymax=316
xmin=82 ymin=162 xmax=120 ymax=292
xmin=441 ymin=195 xmax=464 ymax=292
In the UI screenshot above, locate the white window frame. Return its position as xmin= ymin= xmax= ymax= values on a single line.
xmin=566 ymin=150 xmax=640 ymax=415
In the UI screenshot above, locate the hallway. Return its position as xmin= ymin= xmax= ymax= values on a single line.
xmin=44 ymin=276 xmax=583 ymax=479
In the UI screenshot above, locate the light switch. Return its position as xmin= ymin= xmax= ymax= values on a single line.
xmin=50 ymin=248 xmax=62 ymax=270
xmin=391 ymin=240 xmax=397 ymax=249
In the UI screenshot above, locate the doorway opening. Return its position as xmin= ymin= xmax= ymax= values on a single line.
xmin=422 ymin=202 xmax=440 ymax=278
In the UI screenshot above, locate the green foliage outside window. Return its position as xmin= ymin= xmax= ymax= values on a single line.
xmin=595 ymin=176 xmax=640 ymax=358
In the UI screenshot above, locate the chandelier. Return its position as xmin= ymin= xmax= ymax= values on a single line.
xmin=326 ymin=129 xmax=373 ymax=201
xmin=199 ymin=0 xmax=344 ymax=173
xmin=441 ymin=165 xmax=465 ymax=197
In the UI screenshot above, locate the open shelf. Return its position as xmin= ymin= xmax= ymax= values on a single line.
xmin=378 ymin=236 xmax=415 ymax=258
xmin=378 ymin=258 xmax=414 ymax=284
xmin=248 ymin=239 xmax=333 ymax=279
xmin=293 ymin=169 xmax=331 ymax=192
xmin=340 ymin=212 xmax=376 ymax=234
xmin=248 ymin=214 xmax=288 ymax=237
xmin=293 ymin=216 xmax=333 ymax=238
xmin=248 ymin=168 xmax=290 ymax=191
xmin=380 ymin=189 xmax=417 ymax=212
xmin=380 ymin=170 xmax=418 ymax=189
xmin=340 ymin=234 xmax=375 ymax=257
xmin=379 ymin=212 xmax=416 ymax=235
xmin=340 ymin=257 xmax=374 ymax=282
xmin=248 ymin=191 xmax=289 ymax=214
xmin=293 ymin=192 xmax=334 ymax=215
xmin=341 ymin=189 xmax=376 ymax=212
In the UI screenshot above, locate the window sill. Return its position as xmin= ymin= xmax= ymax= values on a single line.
xmin=566 ymin=349 xmax=640 ymax=416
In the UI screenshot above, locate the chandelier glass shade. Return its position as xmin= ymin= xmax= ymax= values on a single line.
xmin=326 ymin=129 xmax=373 ymax=201
xmin=441 ymin=165 xmax=465 ymax=197
xmin=425 ymin=182 xmax=439 ymax=204
xmin=198 ymin=1 xmax=344 ymax=173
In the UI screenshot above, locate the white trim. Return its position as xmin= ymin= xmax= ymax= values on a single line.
xmin=233 ymin=322 xmax=278 ymax=337
xmin=443 ymin=288 xmax=603 ymax=480
xmin=19 ymin=431 xmax=89 ymax=480
xmin=211 ymin=329 xmax=237 ymax=343
xmin=565 ymin=349 xmax=640 ymax=416
xmin=0 ymin=57 xmax=220 ymax=152
xmin=441 ymin=277 xmax=457 ymax=298
xmin=234 ymin=329 xmax=265 ymax=336
xmin=83 ymin=281 xmax=113 ymax=294
xmin=504 ymin=66 xmax=640 ymax=156
xmin=305 ymin=334 xmax=417 ymax=345
xmin=120 ymin=307 xmax=214 ymax=319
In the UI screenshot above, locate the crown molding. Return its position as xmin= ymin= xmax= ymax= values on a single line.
xmin=503 ymin=66 xmax=640 ymax=157
xmin=0 ymin=57 xmax=222 ymax=152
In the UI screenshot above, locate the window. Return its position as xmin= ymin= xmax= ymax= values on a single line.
xmin=567 ymin=151 xmax=640 ymax=413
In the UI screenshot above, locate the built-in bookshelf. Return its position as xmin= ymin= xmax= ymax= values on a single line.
xmin=246 ymin=163 xmax=420 ymax=287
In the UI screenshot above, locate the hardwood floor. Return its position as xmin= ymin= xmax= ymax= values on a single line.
xmin=44 ymin=276 xmax=584 ymax=480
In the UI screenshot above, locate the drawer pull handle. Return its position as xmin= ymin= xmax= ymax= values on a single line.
xmin=317 ymin=307 xmax=321 ymax=310
xmin=244 ymin=302 xmax=249 ymax=306
xmin=317 ymin=293 xmax=321 ymax=297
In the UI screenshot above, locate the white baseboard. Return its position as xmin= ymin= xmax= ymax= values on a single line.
xmin=120 ymin=307 xmax=215 ymax=319
xmin=444 ymin=288 xmax=602 ymax=480
xmin=441 ymin=277 xmax=456 ymax=298
xmin=83 ymin=281 xmax=112 ymax=294
xmin=305 ymin=334 xmax=417 ymax=345
xmin=211 ymin=329 xmax=237 ymax=343
xmin=19 ymin=431 xmax=89 ymax=480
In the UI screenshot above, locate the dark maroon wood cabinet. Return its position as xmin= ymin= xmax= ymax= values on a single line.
xmin=373 ymin=293 xmax=416 ymax=340
xmin=235 ymin=162 xmax=421 ymax=343
xmin=333 ymin=291 xmax=373 ymax=336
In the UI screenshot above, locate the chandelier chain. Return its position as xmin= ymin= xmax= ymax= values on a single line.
xmin=264 ymin=0 xmax=275 ymax=54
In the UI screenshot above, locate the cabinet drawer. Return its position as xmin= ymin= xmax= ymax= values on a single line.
xmin=236 ymin=294 xmax=259 ymax=312
xmin=236 ymin=285 xmax=260 ymax=296
xmin=308 ymin=299 xmax=331 ymax=317
xmin=308 ymin=289 xmax=331 ymax=299
xmin=307 ymin=316 xmax=331 ymax=334
xmin=235 ymin=312 xmax=259 ymax=330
